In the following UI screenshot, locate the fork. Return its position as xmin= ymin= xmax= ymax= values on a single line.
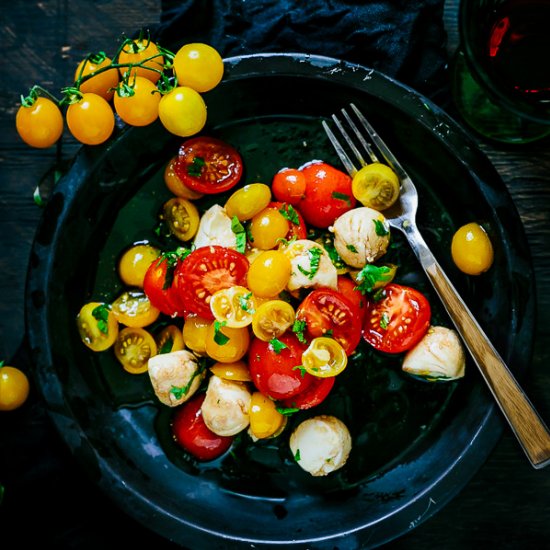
xmin=323 ymin=103 xmax=550 ymax=469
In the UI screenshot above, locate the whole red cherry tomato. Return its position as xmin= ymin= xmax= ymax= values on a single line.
xmin=171 ymin=394 xmax=233 ymax=461
xmin=248 ymin=333 xmax=313 ymax=400
xmin=362 ymin=283 xmax=431 ymax=354
xmin=279 ymin=375 xmax=335 ymax=410
xmin=272 ymin=168 xmax=306 ymax=205
xmin=297 ymin=161 xmax=356 ymax=228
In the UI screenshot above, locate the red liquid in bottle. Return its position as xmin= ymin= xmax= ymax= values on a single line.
xmin=485 ymin=0 xmax=550 ymax=102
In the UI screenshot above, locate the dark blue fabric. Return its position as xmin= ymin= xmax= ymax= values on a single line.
xmin=156 ymin=0 xmax=449 ymax=101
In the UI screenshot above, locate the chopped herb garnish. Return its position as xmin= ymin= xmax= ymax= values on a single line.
xmin=269 ymin=337 xmax=288 ymax=354
xmin=279 ymin=204 xmax=300 ymax=225
xmin=297 ymin=246 xmax=323 ymax=280
xmin=292 ymin=319 xmax=308 ymax=344
xmin=372 ymin=288 xmax=387 ymax=302
xmin=187 ymin=155 xmax=205 ymax=177
xmin=91 ymin=304 xmax=110 ymax=335
xmin=170 ymin=385 xmax=189 ymax=400
xmin=213 ymin=320 xmax=230 ymax=345
xmin=320 ymin=235 xmax=346 ymax=270
xmin=292 ymin=365 xmax=307 ymax=378
xmin=354 ymin=264 xmax=394 ymax=294
xmin=159 ymin=337 xmax=174 ymax=354
xmin=231 ymin=216 xmax=247 ymax=253
xmin=346 ymin=244 xmax=358 ymax=253
xmin=239 ymin=291 xmax=253 ymax=312
xmin=380 ymin=311 xmax=390 ymax=330
xmin=294 ymin=448 xmax=301 ymax=462
xmin=276 ymin=235 xmax=297 ymax=247
xmin=373 ymin=218 xmax=389 ymax=236
xmin=276 ymin=406 xmax=300 ymax=416
xmin=331 ymin=191 xmax=352 ymax=205
xmin=324 ymin=329 xmax=334 ymax=337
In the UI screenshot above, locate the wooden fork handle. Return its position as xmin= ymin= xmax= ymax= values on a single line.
xmin=404 ymin=223 xmax=550 ymax=469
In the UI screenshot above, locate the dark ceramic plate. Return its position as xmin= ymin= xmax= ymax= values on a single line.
xmin=25 ymin=53 xmax=534 ymax=549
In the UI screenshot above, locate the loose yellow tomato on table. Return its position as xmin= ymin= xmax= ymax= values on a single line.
xmin=451 ymin=222 xmax=494 ymax=275
xmin=16 ymin=97 xmax=64 ymax=148
xmin=0 ymin=362 xmax=30 ymax=411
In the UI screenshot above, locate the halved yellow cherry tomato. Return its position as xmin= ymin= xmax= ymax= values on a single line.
xmin=164 ymin=156 xmax=203 ymax=200
xmin=352 ymin=162 xmax=400 ymax=210
xmin=118 ymin=243 xmax=160 ymax=288
xmin=16 ymin=97 xmax=64 ymax=149
xmin=66 ymin=92 xmax=115 ymax=145
xmin=249 ymin=392 xmax=286 ymax=439
xmin=156 ymin=325 xmax=184 ymax=353
xmin=249 ymin=208 xmax=289 ymax=250
xmin=0 ymin=363 xmax=30 ymax=411
xmin=247 ymin=250 xmax=291 ymax=298
xmin=251 ymin=300 xmax=295 ymax=341
xmin=75 ymin=54 xmax=119 ymax=101
xmin=210 ymin=360 xmax=252 ymax=381
xmin=76 ymin=302 xmax=119 ymax=352
xmin=111 ymin=290 xmax=160 ymax=328
xmin=114 ymin=327 xmax=157 ymax=374
xmin=182 ymin=314 xmax=211 ymax=354
xmin=205 ymin=323 xmax=249 ymax=363
xmin=302 ymin=337 xmax=347 ymax=378
xmin=451 ymin=222 xmax=494 ymax=275
xmin=162 ymin=197 xmax=200 ymax=241
xmin=114 ymin=75 xmax=161 ymax=126
xmin=117 ymin=39 xmax=164 ymax=83
xmin=210 ymin=286 xmax=257 ymax=328
xmin=173 ymin=43 xmax=224 ymax=93
xmin=158 ymin=86 xmax=207 ymax=137
xmin=224 ymin=184 xmax=272 ymax=221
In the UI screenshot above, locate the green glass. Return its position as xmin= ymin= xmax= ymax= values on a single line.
xmin=452 ymin=0 xmax=550 ymax=144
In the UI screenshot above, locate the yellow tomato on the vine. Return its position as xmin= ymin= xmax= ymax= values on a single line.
xmin=0 ymin=363 xmax=30 ymax=411
xmin=117 ymin=39 xmax=164 ymax=84
xmin=66 ymin=92 xmax=115 ymax=145
xmin=16 ymin=97 xmax=64 ymax=149
xmin=114 ymin=76 xmax=161 ymax=126
xmin=158 ymin=86 xmax=207 ymax=137
xmin=173 ymin=43 xmax=224 ymax=93
xmin=75 ymin=55 xmax=119 ymax=101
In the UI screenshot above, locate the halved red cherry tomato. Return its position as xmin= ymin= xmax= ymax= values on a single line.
xmin=174 ymin=246 xmax=249 ymax=319
xmin=143 ymin=253 xmax=187 ymax=317
xmin=268 ymin=201 xmax=307 ymax=240
xmin=248 ymin=333 xmax=313 ymax=400
xmin=171 ymin=393 xmax=233 ymax=461
xmin=298 ymin=161 xmax=356 ymax=228
xmin=272 ymin=168 xmax=306 ymax=205
xmin=279 ymin=375 xmax=335 ymax=410
xmin=363 ymin=283 xmax=431 ymax=354
xmin=174 ymin=136 xmax=243 ymax=194
xmin=337 ymin=275 xmax=366 ymax=322
xmin=296 ymin=288 xmax=362 ymax=355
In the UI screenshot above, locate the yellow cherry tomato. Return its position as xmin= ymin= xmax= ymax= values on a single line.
xmin=251 ymin=300 xmax=295 ymax=341
xmin=162 ymin=197 xmax=200 ymax=241
xmin=0 ymin=364 xmax=30 ymax=411
xmin=158 ymin=86 xmax=207 ymax=138
xmin=210 ymin=286 xmax=257 ymax=328
xmin=117 ymin=39 xmax=164 ymax=83
xmin=205 ymin=323 xmax=249 ymax=363
xmin=66 ymin=93 xmax=115 ymax=145
xmin=249 ymin=208 xmax=290 ymax=250
xmin=111 ymin=290 xmax=160 ymax=328
xmin=302 ymin=337 xmax=347 ymax=378
xmin=249 ymin=392 xmax=286 ymax=439
xmin=210 ymin=360 xmax=252 ymax=381
xmin=247 ymin=250 xmax=291 ymax=298
xmin=451 ymin=222 xmax=494 ymax=275
xmin=155 ymin=325 xmax=184 ymax=353
xmin=16 ymin=97 xmax=64 ymax=149
xmin=352 ymin=162 xmax=400 ymax=210
xmin=164 ymin=156 xmax=203 ymax=199
xmin=173 ymin=43 xmax=224 ymax=93
xmin=74 ymin=54 xmax=119 ymax=101
xmin=182 ymin=314 xmax=210 ymax=354
xmin=224 ymin=184 xmax=272 ymax=221
xmin=76 ymin=302 xmax=119 ymax=352
xmin=114 ymin=75 xmax=161 ymax=126
xmin=114 ymin=327 xmax=157 ymax=374
xmin=118 ymin=243 xmax=160 ymax=287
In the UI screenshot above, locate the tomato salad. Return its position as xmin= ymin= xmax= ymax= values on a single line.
xmin=76 ymin=136 xmax=467 ymax=477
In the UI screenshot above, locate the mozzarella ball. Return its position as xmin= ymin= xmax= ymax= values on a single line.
xmin=148 ymin=350 xmax=204 ymax=407
xmin=332 ymin=207 xmax=390 ymax=268
xmin=193 ymin=204 xmax=238 ymax=249
xmin=201 ymin=375 xmax=252 ymax=436
xmin=289 ymin=415 xmax=352 ymax=477
xmin=402 ymin=326 xmax=466 ymax=381
xmin=282 ymin=239 xmax=338 ymax=291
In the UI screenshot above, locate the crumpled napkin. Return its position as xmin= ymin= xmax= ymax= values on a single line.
xmin=155 ymin=0 xmax=449 ymax=102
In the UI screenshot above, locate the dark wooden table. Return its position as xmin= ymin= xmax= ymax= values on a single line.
xmin=1 ymin=1 xmax=549 ymax=547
